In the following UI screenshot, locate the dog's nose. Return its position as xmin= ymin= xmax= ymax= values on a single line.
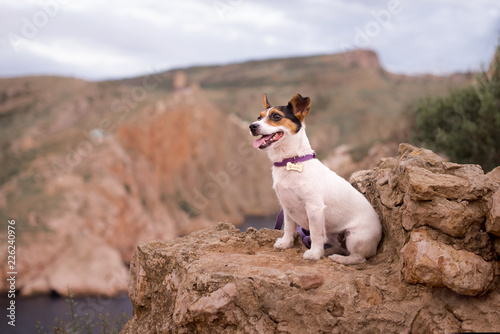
xmin=249 ymin=123 xmax=259 ymax=133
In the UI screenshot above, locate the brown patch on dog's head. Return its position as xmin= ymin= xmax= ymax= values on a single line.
xmin=254 ymin=93 xmax=308 ymax=134
xmin=257 ymin=109 xmax=268 ymax=120
xmin=266 ymin=107 xmax=301 ymax=134
xmin=288 ymin=94 xmax=311 ymax=122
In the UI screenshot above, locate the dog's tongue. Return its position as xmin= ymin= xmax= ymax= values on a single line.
xmin=253 ymin=134 xmax=273 ymax=149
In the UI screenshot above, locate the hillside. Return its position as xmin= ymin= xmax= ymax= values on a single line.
xmin=0 ymin=50 xmax=474 ymax=296
xmin=0 ymin=78 xmax=277 ymax=296
xmin=119 ymin=50 xmax=473 ymax=157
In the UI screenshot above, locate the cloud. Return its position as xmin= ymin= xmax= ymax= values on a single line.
xmin=0 ymin=0 xmax=498 ymax=80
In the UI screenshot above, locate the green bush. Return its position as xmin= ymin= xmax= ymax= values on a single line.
xmin=413 ymin=44 xmax=500 ymax=172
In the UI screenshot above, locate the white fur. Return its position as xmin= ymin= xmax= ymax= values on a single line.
xmin=251 ymin=115 xmax=382 ymax=264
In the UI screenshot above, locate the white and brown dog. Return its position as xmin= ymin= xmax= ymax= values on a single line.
xmin=249 ymin=93 xmax=382 ymax=264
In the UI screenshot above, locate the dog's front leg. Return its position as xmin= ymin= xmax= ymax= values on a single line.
xmin=303 ymin=202 xmax=326 ymax=260
xmin=274 ymin=211 xmax=297 ymax=249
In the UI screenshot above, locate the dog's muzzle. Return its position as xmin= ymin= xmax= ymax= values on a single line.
xmin=249 ymin=122 xmax=260 ymax=136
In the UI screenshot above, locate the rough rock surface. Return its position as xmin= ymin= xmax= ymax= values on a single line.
xmin=487 ymin=191 xmax=500 ymax=237
xmin=123 ymin=144 xmax=500 ymax=333
xmin=123 ymin=223 xmax=500 ymax=334
xmin=350 ymin=144 xmax=499 ymax=289
xmin=402 ymin=229 xmax=494 ymax=296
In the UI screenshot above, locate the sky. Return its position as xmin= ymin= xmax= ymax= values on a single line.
xmin=1 ymin=0 xmax=499 ymax=81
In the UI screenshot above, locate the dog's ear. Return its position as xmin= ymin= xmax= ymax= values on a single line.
xmin=288 ymin=94 xmax=311 ymax=121
xmin=262 ymin=93 xmax=272 ymax=109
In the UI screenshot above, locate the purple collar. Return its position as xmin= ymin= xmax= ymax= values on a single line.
xmin=273 ymin=152 xmax=316 ymax=167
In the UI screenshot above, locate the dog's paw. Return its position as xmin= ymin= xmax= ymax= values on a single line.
xmin=303 ymin=248 xmax=323 ymax=261
xmin=329 ymin=254 xmax=366 ymax=265
xmin=274 ymin=237 xmax=293 ymax=250
xmin=328 ymin=254 xmax=346 ymax=264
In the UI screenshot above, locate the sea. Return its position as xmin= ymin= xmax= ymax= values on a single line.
xmin=0 ymin=215 xmax=276 ymax=334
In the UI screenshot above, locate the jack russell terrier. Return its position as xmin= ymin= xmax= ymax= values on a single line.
xmin=249 ymin=93 xmax=382 ymax=264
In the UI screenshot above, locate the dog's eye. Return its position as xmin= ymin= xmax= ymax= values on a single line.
xmin=257 ymin=115 xmax=262 ymax=120
xmin=271 ymin=113 xmax=282 ymax=121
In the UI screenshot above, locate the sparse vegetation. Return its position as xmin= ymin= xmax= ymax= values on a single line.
xmin=35 ymin=290 xmax=129 ymax=334
xmin=413 ymin=44 xmax=500 ymax=172
xmin=179 ymin=200 xmax=200 ymax=218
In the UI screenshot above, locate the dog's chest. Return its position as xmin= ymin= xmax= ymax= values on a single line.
xmin=275 ymin=183 xmax=302 ymax=205
xmin=272 ymin=170 xmax=309 ymax=220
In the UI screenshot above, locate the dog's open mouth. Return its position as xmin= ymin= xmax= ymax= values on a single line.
xmin=253 ymin=131 xmax=284 ymax=149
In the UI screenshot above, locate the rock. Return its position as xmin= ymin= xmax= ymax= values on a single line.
xmin=487 ymin=191 xmax=500 ymax=237
xmin=404 ymin=166 xmax=468 ymax=200
xmin=402 ymin=197 xmax=485 ymax=237
xmin=410 ymin=304 xmax=461 ymax=334
xmin=344 ymin=49 xmax=382 ymax=70
xmin=354 ymin=143 xmax=499 ymax=286
xmin=494 ymin=239 xmax=500 ymax=259
xmin=351 ymin=143 xmax=496 ymax=246
xmin=22 ymin=236 xmax=128 ymax=296
xmin=122 ymin=223 xmax=500 ymax=333
xmin=401 ymin=229 xmax=494 ymax=296
xmin=487 ymin=166 xmax=500 ymax=184
xmin=291 ymin=274 xmax=324 ymax=290
xmin=188 ymin=283 xmax=239 ymax=316
xmin=403 ymin=164 xmax=491 ymax=202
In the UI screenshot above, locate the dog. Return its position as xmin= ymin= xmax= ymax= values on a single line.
xmin=249 ymin=93 xmax=382 ymax=264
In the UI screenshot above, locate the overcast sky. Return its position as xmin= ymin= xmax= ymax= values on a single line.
xmin=1 ymin=0 xmax=499 ymax=81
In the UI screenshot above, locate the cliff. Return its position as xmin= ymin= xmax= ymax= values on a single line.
xmin=0 ymin=79 xmax=278 ymax=296
xmin=122 ymin=144 xmax=500 ymax=334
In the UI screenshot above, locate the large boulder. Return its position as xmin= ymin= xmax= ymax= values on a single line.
xmin=122 ymin=223 xmax=500 ymax=334
xmin=22 ymin=236 xmax=129 ymax=296
xmin=402 ymin=229 xmax=494 ymax=296
xmin=350 ymin=143 xmax=498 ymax=262
xmin=122 ymin=144 xmax=500 ymax=333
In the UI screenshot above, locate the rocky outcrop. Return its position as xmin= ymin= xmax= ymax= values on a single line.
xmin=350 ymin=143 xmax=498 ymax=295
xmin=123 ymin=224 xmax=500 ymax=334
xmin=342 ymin=49 xmax=382 ymax=70
xmin=123 ymin=144 xmax=500 ymax=333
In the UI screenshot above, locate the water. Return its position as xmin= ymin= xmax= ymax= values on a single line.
xmin=0 ymin=293 xmax=132 ymax=334
xmin=238 ymin=214 xmax=276 ymax=231
xmin=0 ymin=216 xmax=276 ymax=334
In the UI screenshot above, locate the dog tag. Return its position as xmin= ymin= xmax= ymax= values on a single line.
xmin=286 ymin=162 xmax=303 ymax=172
